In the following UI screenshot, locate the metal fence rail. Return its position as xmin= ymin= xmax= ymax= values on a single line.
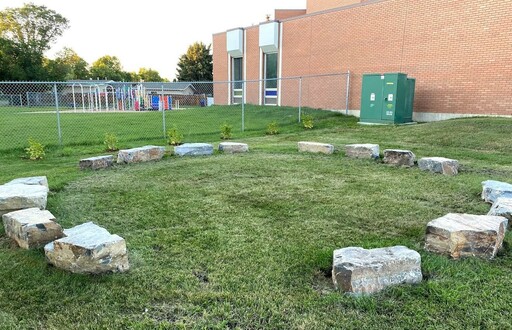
xmin=0 ymin=72 xmax=350 ymax=151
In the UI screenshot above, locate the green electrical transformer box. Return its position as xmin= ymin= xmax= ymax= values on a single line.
xmin=360 ymin=73 xmax=415 ymax=124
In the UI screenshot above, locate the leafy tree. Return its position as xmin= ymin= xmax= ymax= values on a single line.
xmin=43 ymin=57 xmax=69 ymax=81
xmin=175 ymin=42 xmax=212 ymax=81
xmin=138 ymin=67 xmax=166 ymax=82
xmin=90 ymin=55 xmax=126 ymax=81
xmin=0 ymin=3 xmax=69 ymax=81
xmin=0 ymin=3 xmax=68 ymax=55
xmin=53 ymin=47 xmax=90 ymax=80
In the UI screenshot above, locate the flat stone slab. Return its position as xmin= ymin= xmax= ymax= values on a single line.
xmin=383 ymin=149 xmax=416 ymax=167
xmin=481 ymin=180 xmax=512 ymax=204
xmin=174 ymin=143 xmax=214 ymax=156
xmin=345 ymin=144 xmax=379 ymax=159
xmin=488 ymin=197 xmax=512 ymax=227
xmin=45 ymin=222 xmax=129 ymax=274
xmin=2 ymin=208 xmax=63 ymax=249
xmin=5 ymin=176 xmax=48 ymax=189
xmin=418 ymin=157 xmax=459 ymax=175
xmin=79 ymin=155 xmax=113 ymax=170
xmin=298 ymin=141 xmax=334 ymax=155
xmin=425 ymin=213 xmax=508 ymax=259
xmin=117 ymin=146 xmax=165 ymax=164
xmin=219 ymin=142 xmax=249 ymax=154
xmin=332 ymin=246 xmax=422 ymax=295
xmin=0 ymin=184 xmax=48 ymax=216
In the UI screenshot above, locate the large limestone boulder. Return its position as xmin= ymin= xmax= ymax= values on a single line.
xmin=298 ymin=141 xmax=334 ymax=155
xmin=345 ymin=144 xmax=379 ymax=159
xmin=45 ymin=222 xmax=129 ymax=274
xmin=481 ymin=180 xmax=512 ymax=204
xmin=0 ymin=184 xmax=48 ymax=216
xmin=488 ymin=197 xmax=512 ymax=227
xmin=383 ymin=149 xmax=416 ymax=167
xmin=219 ymin=142 xmax=249 ymax=154
xmin=79 ymin=155 xmax=113 ymax=170
xmin=117 ymin=146 xmax=165 ymax=164
xmin=174 ymin=143 xmax=214 ymax=156
xmin=2 ymin=208 xmax=63 ymax=249
xmin=418 ymin=157 xmax=459 ymax=175
xmin=425 ymin=213 xmax=507 ymax=259
xmin=5 ymin=176 xmax=48 ymax=189
xmin=332 ymin=246 xmax=422 ymax=295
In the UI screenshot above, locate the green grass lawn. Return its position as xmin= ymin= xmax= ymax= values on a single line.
xmin=0 ymin=105 xmax=333 ymax=151
xmin=1 ymin=112 xmax=512 ymax=329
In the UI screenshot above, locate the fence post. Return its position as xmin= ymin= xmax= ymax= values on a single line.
xmin=298 ymin=77 xmax=302 ymax=123
xmin=241 ymin=81 xmax=245 ymax=132
xmin=162 ymin=85 xmax=166 ymax=139
xmin=345 ymin=70 xmax=350 ymax=115
xmin=53 ymin=83 xmax=62 ymax=145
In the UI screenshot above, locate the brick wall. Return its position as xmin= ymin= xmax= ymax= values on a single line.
xmin=213 ymin=0 xmax=512 ymax=117
xmin=245 ymin=27 xmax=260 ymax=105
xmin=307 ymin=0 xmax=361 ymax=14
xmin=212 ymin=33 xmax=228 ymax=105
xmin=275 ymin=9 xmax=307 ymax=20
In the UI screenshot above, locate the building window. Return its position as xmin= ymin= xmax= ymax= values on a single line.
xmin=264 ymin=52 xmax=278 ymax=105
xmin=232 ymin=57 xmax=243 ymax=104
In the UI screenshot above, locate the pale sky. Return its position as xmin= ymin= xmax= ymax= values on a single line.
xmin=1 ymin=0 xmax=306 ymax=80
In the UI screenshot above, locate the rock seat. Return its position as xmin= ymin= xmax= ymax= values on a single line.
xmin=117 ymin=146 xmax=165 ymax=164
xmin=332 ymin=246 xmax=422 ymax=295
xmin=298 ymin=141 xmax=334 ymax=155
xmin=45 ymin=222 xmax=129 ymax=274
xmin=174 ymin=143 xmax=213 ymax=156
xmin=424 ymin=213 xmax=507 ymax=259
xmin=2 ymin=208 xmax=63 ymax=249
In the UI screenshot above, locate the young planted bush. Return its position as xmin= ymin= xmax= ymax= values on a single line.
xmin=25 ymin=138 xmax=45 ymax=160
xmin=104 ymin=133 xmax=119 ymax=151
xmin=302 ymin=114 xmax=314 ymax=129
xmin=167 ymin=126 xmax=184 ymax=145
xmin=266 ymin=121 xmax=279 ymax=135
xmin=220 ymin=123 xmax=233 ymax=140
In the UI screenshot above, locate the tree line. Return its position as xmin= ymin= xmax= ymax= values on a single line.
xmin=0 ymin=3 xmax=212 ymax=82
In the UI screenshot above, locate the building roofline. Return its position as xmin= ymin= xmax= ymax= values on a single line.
xmin=281 ymin=0 xmax=389 ymax=23
xmin=213 ymin=0 xmax=390 ymax=36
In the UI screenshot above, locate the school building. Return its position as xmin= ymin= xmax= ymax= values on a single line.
xmin=212 ymin=0 xmax=511 ymax=121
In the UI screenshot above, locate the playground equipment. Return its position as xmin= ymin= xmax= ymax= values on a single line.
xmin=66 ymin=83 xmax=175 ymax=112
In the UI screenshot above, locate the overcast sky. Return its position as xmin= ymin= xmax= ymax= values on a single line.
xmin=1 ymin=0 xmax=306 ymax=80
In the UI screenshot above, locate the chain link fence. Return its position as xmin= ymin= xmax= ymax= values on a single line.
xmin=0 ymin=72 xmax=349 ymax=151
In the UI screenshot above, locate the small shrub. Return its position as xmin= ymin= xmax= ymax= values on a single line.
xmin=266 ymin=121 xmax=279 ymax=135
xmin=25 ymin=138 xmax=45 ymax=160
xmin=104 ymin=132 xmax=119 ymax=151
xmin=220 ymin=123 xmax=233 ymax=140
xmin=302 ymin=114 xmax=314 ymax=129
xmin=167 ymin=126 xmax=184 ymax=146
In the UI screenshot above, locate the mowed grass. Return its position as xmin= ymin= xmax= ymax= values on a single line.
xmin=0 ymin=105 xmax=334 ymax=151
xmin=1 ymin=113 xmax=512 ymax=329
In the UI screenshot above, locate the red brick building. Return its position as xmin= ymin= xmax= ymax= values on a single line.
xmin=212 ymin=0 xmax=511 ymax=121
